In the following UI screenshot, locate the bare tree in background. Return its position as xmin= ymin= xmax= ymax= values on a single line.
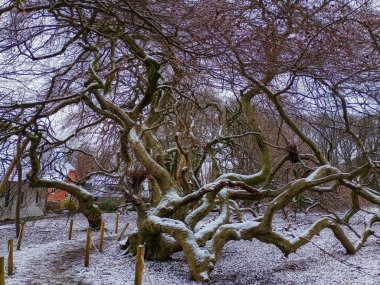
xmin=1 ymin=0 xmax=380 ymax=281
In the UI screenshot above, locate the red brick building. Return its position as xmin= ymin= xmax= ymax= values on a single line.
xmin=47 ymin=169 xmax=77 ymax=202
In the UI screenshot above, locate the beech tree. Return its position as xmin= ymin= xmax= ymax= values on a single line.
xmin=1 ymin=0 xmax=380 ymax=281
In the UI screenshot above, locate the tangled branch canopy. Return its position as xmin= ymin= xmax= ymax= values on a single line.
xmin=1 ymin=0 xmax=380 ymax=281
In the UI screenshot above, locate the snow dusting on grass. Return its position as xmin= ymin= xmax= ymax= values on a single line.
xmin=0 ymin=211 xmax=380 ymax=284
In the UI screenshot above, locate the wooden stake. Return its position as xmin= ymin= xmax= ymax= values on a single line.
xmin=117 ymin=222 xmax=129 ymax=241
xmin=84 ymin=227 xmax=91 ymax=267
xmin=0 ymin=257 xmax=4 ymax=285
xmin=68 ymin=219 xmax=74 ymax=240
xmin=17 ymin=222 xmax=25 ymax=251
xmin=115 ymin=213 xmax=119 ymax=234
xmin=134 ymin=245 xmax=145 ymax=285
xmin=99 ymin=221 xmax=105 ymax=253
xmin=7 ymin=240 xmax=13 ymax=276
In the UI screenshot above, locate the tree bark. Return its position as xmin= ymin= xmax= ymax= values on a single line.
xmin=15 ymin=135 xmax=22 ymax=238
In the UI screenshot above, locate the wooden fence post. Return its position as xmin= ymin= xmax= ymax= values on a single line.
xmin=17 ymin=221 xmax=25 ymax=251
xmin=68 ymin=219 xmax=74 ymax=240
xmin=99 ymin=221 xmax=105 ymax=253
xmin=84 ymin=227 xmax=91 ymax=267
xmin=115 ymin=213 xmax=119 ymax=234
xmin=117 ymin=222 xmax=129 ymax=241
xmin=7 ymin=240 xmax=13 ymax=276
xmin=0 ymin=256 xmax=5 ymax=285
xmin=134 ymin=245 xmax=145 ymax=285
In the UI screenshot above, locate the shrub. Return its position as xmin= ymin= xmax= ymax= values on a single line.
xmin=99 ymin=199 xmax=118 ymax=212
xmin=61 ymin=198 xmax=79 ymax=213
xmin=46 ymin=201 xmax=62 ymax=213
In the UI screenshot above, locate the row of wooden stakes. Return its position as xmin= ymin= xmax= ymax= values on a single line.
xmin=82 ymin=215 xmax=130 ymax=267
xmin=0 ymin=213 xmax=143 ymax=285
xmin=0 ymin=221 xmax=26 ymax=285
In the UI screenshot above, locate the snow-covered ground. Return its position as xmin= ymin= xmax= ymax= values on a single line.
xmin=1 ymin=211 xmax=380 ymax=285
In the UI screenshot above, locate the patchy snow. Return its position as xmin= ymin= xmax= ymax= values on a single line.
xmin=185 ymin=196 xmax=213 ymax=227
xmin=129 ymin=128 xmax=141 ymax=142
xmin=217 ymin=170 xmax=265 ymax=184
xmin=1 ymin=211 xmax=380 ymax=284
xmin=195 ymin=190 xmax=230 ymax=241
